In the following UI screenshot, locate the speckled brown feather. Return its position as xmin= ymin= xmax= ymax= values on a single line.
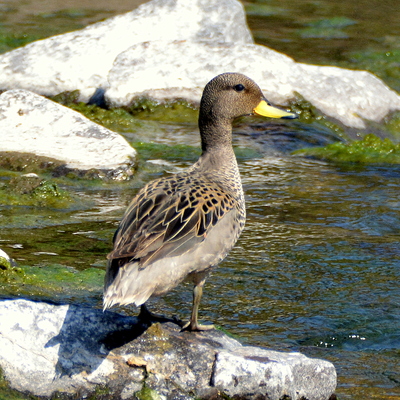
xmin=107 ymin=171 xmax=238 ymax=269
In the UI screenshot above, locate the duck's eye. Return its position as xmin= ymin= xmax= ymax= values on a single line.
xmin=234 ymin=84 xmax=245 ymax=92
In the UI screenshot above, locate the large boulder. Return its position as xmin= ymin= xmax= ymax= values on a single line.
xmin=0 ymin=0 xmax=252 ymax=101
xmin=106 ymin=40 xmax=400 ymax=129
xmin=0 ymin=89 xmax=136 ymax=177
xmin=0 ymin=0 xmax=398 ymax=129
xmin=0 ymin=299 xmax=337 ymax=400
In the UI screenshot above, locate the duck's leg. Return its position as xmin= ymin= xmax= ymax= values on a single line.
xmin=182 ymin=281 xmax=214 ymax=331
xmin=138 ymin=304 xmax=182 ymax=326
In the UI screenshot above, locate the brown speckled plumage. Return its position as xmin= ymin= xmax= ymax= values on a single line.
xmin=103 ymin=73 xmax=297 ymax=331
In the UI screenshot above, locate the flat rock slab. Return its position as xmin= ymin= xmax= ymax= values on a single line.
xmin=0 ymin=299 xmax=337 ymax=400
xmin=0 ymin=89 xmax=136 ymax=177
xmin=106 ymin=40 xmax=400 ymax=129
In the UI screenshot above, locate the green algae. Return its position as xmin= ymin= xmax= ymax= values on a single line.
xmin=51 ymin=94 xmax=162 ymax=135
xmin=133 ymin=141 xmax=261 ymax=164
xmin=0 ymin=220 xmax=112 ymax=273
xmin=0 ymin=256 xmax=11 ymax=270
xmin=288 ymin=97 xmax=345 ymax=138
xmin=294 ymin=134 xmax=400 ymax=164
xmin=52 ymin=93 xmax=198 ymax=129
xmin=135 ymin=385 xmax=162 ymax=400
xmin=87 ymin=385 xmax=111 ymax=399
xmin=127 ymin=98 xmax=198 ymax=123
xmin=51 ymin=90 xmax=81 ymax=104
xmin=0 ymin=152 xmax=66 ymax=174
xmin=0 ymin=263 xmax=103 ymax=302
xmin=0 ymin=31 xmax=41 ymax=54
xmin=0 ymin=149 xmax=135 ymax=182
xmin=0 ymin=174 xmax=73 ymax=208
xmin=244 ymin=3 xmax=285 ymax=17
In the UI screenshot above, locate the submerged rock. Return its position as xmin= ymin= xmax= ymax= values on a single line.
xmin=0 ymin=299 xmax=337 ymax=400
xmin=0 ymin=89 xmax=136 ymax=178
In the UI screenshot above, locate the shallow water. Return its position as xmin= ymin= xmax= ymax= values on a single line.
xmin=1 ymin=0 xmax=400 ymax=399
xmin=246 ymin=0 xmax=400 ymax=93
xmin=2 ymin=121 xmax=400 ymax=399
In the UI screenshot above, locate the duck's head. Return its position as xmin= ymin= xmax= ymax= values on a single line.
xmin=199 ymin=72 xmax=297 ymax=124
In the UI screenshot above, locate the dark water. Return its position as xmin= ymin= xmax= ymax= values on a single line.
xmin=1 ymin=0 xmax=400 ymax=399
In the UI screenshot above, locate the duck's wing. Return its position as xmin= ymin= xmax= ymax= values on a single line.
xmin=108 ymin=176 xmax=236 ymax=269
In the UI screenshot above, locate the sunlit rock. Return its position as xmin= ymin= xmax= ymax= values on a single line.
xmin=105 ymin=41 xmax=297 ymax=108
xmin=105 ymin=40 xmax=400 ymax=129
xmin=0 ymin=249 xmax=13 ymax=269
xmin=0 ymin=0 xmax=397 ymax=128
xmin=294 ymin=64 xmax=400 ymax=129
xmin=0 ymin=0 xmax=252 ymax=101
xmin=0 ymin=89 xmax=136 ymax=177
xmin=0 ymin=299 xmax=337 ymax=400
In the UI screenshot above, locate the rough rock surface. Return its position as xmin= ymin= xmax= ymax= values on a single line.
xmin=0 ymin=89 xmax=136 ymax=176
xmin=0 ymin=0 xmax=398 ymax=129
xmin=0 ymin=0 xmax=252 ymax=101
xmin=106 ymin=40 xmax=400 ymax=129
xmin=0 ymin=299 xmax=337 ymax=400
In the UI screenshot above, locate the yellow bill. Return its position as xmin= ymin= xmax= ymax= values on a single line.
xmin=253 ymin=99 xmax=297 ymax=119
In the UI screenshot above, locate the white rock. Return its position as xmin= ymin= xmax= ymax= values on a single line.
xmin=0 ymin=0 xmax=398 ymax=129
xmin=0 ymin=0 xmax=252 ymax=101
xmin=106 ymin=40 xmax=400 ymax=128
xmin=0 ymin=299 xmax=337 ymax=400
xmin=212 ymin=349 xmax=336 ymax=400
xmin=0 ymin=89 xmax=136 ymax=171
xmin=294 ymin=64 xmax=400 ymax=128
xmin=0 ymin=300 xmax=116 ymax=397
xmin=106 ymin=41 xmax=296 ymax=105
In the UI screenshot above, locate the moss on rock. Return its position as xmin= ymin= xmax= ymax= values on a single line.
xmin=294 ymin=133 xmax=400 ymax=164
xmin=0 ymin=172 xmax=73 ymax=208
xmin=0 ymin=263 xmax=103 ymax=302
xmin=288 ymin=96 xmax=346 ymax=139
xmin=127 ymin=98 xmax=198 ymax=123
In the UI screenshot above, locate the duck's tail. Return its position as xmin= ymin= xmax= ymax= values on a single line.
xmin=103 ymin=258 xmax=153 ymax=311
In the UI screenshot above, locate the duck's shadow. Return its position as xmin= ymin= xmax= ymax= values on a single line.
xmin=43 ymin=302 xmax=153 ymax=378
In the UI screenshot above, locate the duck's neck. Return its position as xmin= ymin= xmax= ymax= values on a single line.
xmin=196 ymin=114 xmax=241 ymax=181
xmin=194 ymin=119 xmax=242 ymax=194
xmin=197 ymin=145 xmax=237 ymax=171
xmin=199 ymin=116 xmax=233 ymax=152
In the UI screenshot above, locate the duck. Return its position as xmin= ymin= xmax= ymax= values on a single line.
xmin=103 ymin=72 xmax=297 ymax=331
